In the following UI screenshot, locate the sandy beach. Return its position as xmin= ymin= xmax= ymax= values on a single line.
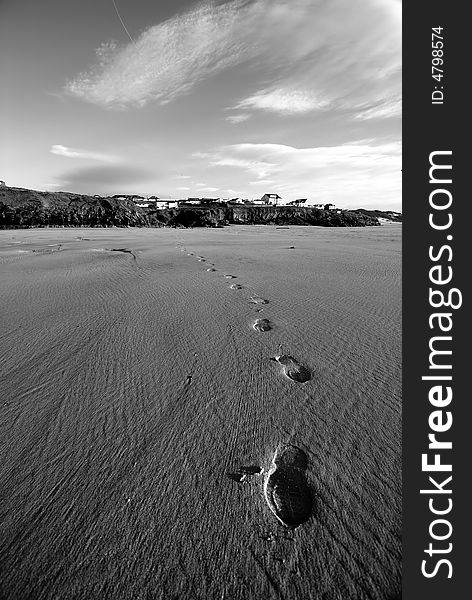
xmin=0 ymin=225 xmax=401 ymax=599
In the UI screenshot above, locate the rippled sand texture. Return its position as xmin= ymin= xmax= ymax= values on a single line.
xmin=0 ymin=225 xmax=401 ymax=600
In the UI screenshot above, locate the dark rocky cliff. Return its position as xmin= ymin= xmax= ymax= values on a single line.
xmin=0 ymin=186 xmax=381 ymax=228
xmin=224 ymin=206 xmax=379 ymax=226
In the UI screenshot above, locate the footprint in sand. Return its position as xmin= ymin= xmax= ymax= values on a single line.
xmin=108 ymin=248 xmax=137 ymax=260
xmin=225 ymin=275 xmax=237 ymax=279
xmin=271 ymin=355 xmax=311 ymax=383
xmin=207 ymin=267 xmax=216 ymax=272
xmin=230 ymin=283 xmax=243 ymax=290
xmin=198 ymin=258 xmax=206 ymax=262
xmin=249 ymin=295 xmax=269 ymax=305
xmin=253 ymin=318 xmax=271 ymax=332
xmin=264 ymin=444 xmax=312 ymax=528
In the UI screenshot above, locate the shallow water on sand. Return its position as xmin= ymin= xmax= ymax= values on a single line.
xmin=0 ymin=225 xmax=401 ymax=599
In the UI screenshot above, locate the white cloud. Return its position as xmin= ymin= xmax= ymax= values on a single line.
xmin=66 ymin=2 xmax=245 ymax=109
xmin=176 ymin=186 xmax=191 ymax=190
xmin=199 ymin=187 xmax=219 ymax=192
xmin=234 ymin=89 xmax=329 ymax=115
xmin=50 ymin=144 xmax=117 ymax=163
xmin=226 ymin=114 xmax=251 ymax=124
xmin=174 ymin=174 xmax=191 ymax=179
xmin=65 ymin=0 xmax=401 ymax=121
xmin=198 ymin=141 xmax=401 ymax=209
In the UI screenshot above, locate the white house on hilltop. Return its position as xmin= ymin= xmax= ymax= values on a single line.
xmin=254 ymin=193 xmax=282 ymax=206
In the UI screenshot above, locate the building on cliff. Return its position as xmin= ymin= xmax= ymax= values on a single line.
xmin=288 ymin=199 xmax=307 ymax=206
xmin=255 ymin=193 xmax=282 ymax=206
xmin=254 ymin=194 xmax=282 ymax=206
xmin=151 ymin=200 xmax=180 ymax=209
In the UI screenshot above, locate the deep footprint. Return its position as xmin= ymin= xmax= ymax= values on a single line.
xmin=207 ymin=267 xmax=216 ymax=272
xmin=273 ymin=355 xmax=311 ymax=383
xmin=109 ymin=248 xmax=137 ymax=260
xmin=230 ymin=283 xmax=242 ymax=290
xmin=249 ymin=296 xmax=269 ymax=305
xmin=264 ymin=444 xmax=312 ymax=528
xmin=253 ymin=318 xmax=271 ymax=332
xmin=225 ymin=275 xmax=237 ymax=279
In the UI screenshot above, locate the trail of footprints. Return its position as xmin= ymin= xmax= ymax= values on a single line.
xmin=179 ymin=244 xmax=312 ymax=384
xmin=177 ymin=243 xmax=312 ymax=529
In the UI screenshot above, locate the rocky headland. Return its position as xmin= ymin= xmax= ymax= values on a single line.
xmin=0 ymin=186 xmax=399 ymax=229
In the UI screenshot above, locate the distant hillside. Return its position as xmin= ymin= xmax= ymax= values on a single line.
xmin=0 ymin=186 xmax=381 ymax=229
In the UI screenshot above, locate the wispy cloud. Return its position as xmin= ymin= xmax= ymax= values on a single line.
xmin=50 ymin=144 xmax=118 ymax=163
xmin=230 ymin=0 xmax=401 ymax=120
xmin=234 ymin=89 xmax=329 ymax=115
xmin=66 ymin=2 xmax=245 ymax=109
xmin=249 ymin=179 xmax=276 ymax=186
xmin=354 ymin=97 xmax=402 ymax=121
xmin=176 ymin=186 xmax=191 ymax=190
xmin=65 ymin=0 xmax=401 ymax=121
xmin=174 ymin=174 xmax=192 ymax=179
xmin=225 ymin=113 xmax=251 ymax=124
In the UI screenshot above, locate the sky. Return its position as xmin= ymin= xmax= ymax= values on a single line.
xmin=0 ymin=0 xmax=401 ymax=210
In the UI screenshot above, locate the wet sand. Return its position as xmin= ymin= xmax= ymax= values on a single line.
xmin=0 ymin=225 xmax=401 ymax=599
